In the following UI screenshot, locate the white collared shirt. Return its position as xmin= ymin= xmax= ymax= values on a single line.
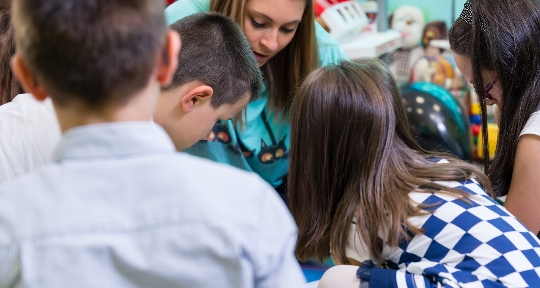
xmin=0 ymin=94 xmax=61 ymax=184
xmin=0 ymin=122 xmax=305 ymax=288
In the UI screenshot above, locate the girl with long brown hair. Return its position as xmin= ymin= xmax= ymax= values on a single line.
xmin=450 ymin=0 xmax=540 ymax=235
xmin=289 ymin=58 xmax=540 ymax=287
xmin=165 ymin=0 xmax=347 ymax=193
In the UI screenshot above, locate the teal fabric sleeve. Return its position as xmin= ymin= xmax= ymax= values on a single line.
xmin=165 ymin=0 xmax=210 ymax=25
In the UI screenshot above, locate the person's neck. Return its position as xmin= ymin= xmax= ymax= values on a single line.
xmin=53 ymin=82 xmax=159 ymax=133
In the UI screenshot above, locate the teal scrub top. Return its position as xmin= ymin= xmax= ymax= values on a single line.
xmin=166 ymin=0 xmax=349 ymax=187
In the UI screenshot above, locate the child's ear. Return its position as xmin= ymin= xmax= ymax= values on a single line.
xmin=157 ymin=30 xmax=181 ymax=86
xmin=181 ymin=85 xmax=213 ymax=113
xmin=11 ymin=54 xmax=48 ymax=101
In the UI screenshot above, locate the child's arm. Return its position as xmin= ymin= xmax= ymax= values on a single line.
xmin=358 ymin=263 xmax=508 ymax=288
xmin=360 ymin=267 xmax=442 ymax=288
xmin=318 ymin=265 xmax=362 ymax=288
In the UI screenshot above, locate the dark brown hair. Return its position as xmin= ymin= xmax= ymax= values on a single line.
xmin=0 ymin=0 xmax=23 ymax=105
xmin=449 ymin=0 xmax=540 ymax=196
xmin=288 ymin=58 xmax=493 ymax=264
xmin=210 ymin=0 xmax=320 ymax=114
xmin=12 ymin=0 xmax=167 ymax=108
xmin=164 ymin=12 xmax=263 ymax=108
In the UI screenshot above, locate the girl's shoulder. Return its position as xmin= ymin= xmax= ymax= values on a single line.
xmin=409 ymin=179 xmax=496 ymax=211
xmin=421 ymin=157 xmax=489 ymax=198
xmin=408 ymin=178 xmax=500 ymax=221
xmin=520 ymin=110 xmax=540 ymax=138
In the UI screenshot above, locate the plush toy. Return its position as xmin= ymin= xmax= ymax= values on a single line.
xmin=389 ymin=6 xmax=425 ymax=83
xmin=410 ymin=21 xmax=453 ymax=87
xmin=421 ymin=21 xmax=448 ymax=57
xmin=411 ymin=56 xmax=455 ymax=87
xmin=411 ymin=21 xmax=468 ymax=91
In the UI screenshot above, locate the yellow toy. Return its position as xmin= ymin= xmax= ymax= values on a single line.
xmin=477 ymin=123 xmax=499 ymax=160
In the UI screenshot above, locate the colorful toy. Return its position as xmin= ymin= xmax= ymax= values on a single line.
xmin=400 ymin=82 xmax=473 ymax=161
xmin=410 ymin=21 xmax=468 ymax=92
xmin=467 ymin=92 xmax=499 ymax=161
xmin=410 ymin=56 xmax=455 ymax=87
xmin=476 ymin=123 xmax=499 ymax=160
xmin=411 ymin=21 xmax=451 ymax=87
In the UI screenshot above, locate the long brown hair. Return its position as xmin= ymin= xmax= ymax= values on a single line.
xmin=449 ymin=0 xmax=540 ymax=196
xmin=0 ymin=0 xmax=23 ymax=105
xmin=210 ymin=0 xmax=320 ymax=114
xmin=288 ymin=59 xmax=493 ymax=264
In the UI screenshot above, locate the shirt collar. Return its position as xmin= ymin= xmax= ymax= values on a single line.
xmin=53 ymin=122 xmax=176 ymax=162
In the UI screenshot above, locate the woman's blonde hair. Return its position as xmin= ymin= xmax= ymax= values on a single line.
xmin=288 ymin=58 xmax=493 ymax=264
xmin=210 ymin=0 xmax=320 ymax=114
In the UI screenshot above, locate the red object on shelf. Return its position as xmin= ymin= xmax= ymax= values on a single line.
xmin=314 ymin=0 xmax=352 ymax=16
xmin=166 ymin=0 xmax=175 ymax=6
xmin=472 ymin=124 xmax=481 ymax=136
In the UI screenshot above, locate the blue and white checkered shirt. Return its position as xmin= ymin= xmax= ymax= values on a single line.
xmin=0 ymin=122 xmax=306 ymax=288
xmin=351 ymin=159 xmax=540 ymax=287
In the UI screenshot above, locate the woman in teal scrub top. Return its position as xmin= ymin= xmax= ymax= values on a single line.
xmin=166 ymin=0 xmax=348 ymax=193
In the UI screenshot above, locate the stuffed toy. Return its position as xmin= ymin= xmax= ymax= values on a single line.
xmin=411 ymin=21 xmax=468 ymax=91
xmin=422 ymin=21 xmax=447 ymax=57
xmin=389 ymin=6 xmax=425 ymax=83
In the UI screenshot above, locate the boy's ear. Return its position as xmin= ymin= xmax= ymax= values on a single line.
xmin=181 ymin=85 xmax=213 ymax=113
xmin=11 ymin=54 xmax=48 ymax=101
xmin=157 ymin=30 xmax=181 ymax=86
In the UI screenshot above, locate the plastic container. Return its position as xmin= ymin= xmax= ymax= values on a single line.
xmin=320 ymin=1 xmax=369 ymax=41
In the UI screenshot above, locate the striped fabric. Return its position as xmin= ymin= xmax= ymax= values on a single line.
xmin=0 ymin=122 xmax=305 ymax=288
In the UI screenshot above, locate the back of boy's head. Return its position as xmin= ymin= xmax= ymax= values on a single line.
xmin=12 ymin=0 xmax=167 ymax=108
xmin=164 ymin=12 xmax=262 ymax=108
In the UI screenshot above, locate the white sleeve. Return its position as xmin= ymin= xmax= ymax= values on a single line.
xmin=252 ymin=184 xmax=306 ymax=288
xmin=0 ymin=94 xmax=61 ymax=184
xmin=520 ymin=111 xmax=540 ymax=137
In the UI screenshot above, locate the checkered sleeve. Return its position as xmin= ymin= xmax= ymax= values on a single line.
xmin=394 ymin=178 xmax=540 ymax=287
xmin=366 ymin=264 xmax=510 ymax=287
xmin=364 ymin=267 xmax=442 ymax=287
xmin=353 ymin=158 xmax=540 ymax=287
